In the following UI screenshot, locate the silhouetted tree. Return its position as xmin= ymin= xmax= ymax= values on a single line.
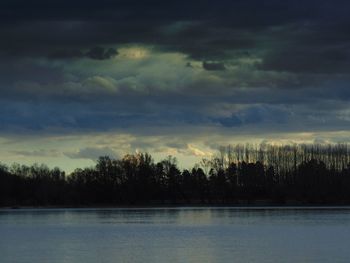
xmin=1 ymin=143 xmax=350 ymax=206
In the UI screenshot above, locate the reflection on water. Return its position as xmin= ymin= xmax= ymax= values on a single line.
xmin=1 ymin=207 xmax=350 ymax=263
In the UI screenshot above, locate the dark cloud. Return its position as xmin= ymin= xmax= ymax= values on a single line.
xmin=261 ymin=49 xmax=350 ymax=74
xmin=217 ymin=115 xmax=242 ymax=127
xmin=85 ymin=47 xmax=118 ymax=60
xmin=1 ymin=0 xmax=343 ymax=24
xmin=257 ymin=23 xmax=350 ymax=74
xmin=1 ymin=0 xmax=350 ymax=138
xmin=11 ymin=149 xmax=60 ymax=157
xmin=215 ymin=106 xmax=291 ymax=128
xmin=202 ymin=62 xmax=226 ymax=71
xmin=64 ymin=147 xmax=119 ymax=160
xmin=1 ymin=0 xmax=350 ymax=63
xmin=49 ymin=49 xmax=84 ymax=59
xmin=50 ymin=47 xmax=118 ymax=60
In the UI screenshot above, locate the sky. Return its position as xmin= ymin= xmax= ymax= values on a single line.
xmin=1 ymin=0 xmax=350 ymax=172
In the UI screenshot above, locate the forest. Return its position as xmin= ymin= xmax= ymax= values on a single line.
xmin=1 ymin=143 xmax=350 ymax=207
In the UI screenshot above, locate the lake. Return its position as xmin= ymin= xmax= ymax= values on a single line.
xmin=1 ymin=207 xmax=350 ymax=263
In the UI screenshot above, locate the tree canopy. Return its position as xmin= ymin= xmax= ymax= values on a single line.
xmin=1 ymin=143 xmax=350 ymax=206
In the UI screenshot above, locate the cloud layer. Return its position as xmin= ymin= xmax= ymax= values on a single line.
xmin=0 ymin=0 xmax=349 ymax=170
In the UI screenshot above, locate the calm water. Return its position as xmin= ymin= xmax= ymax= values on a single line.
xmin=1 ymin=207 xmax=350 ymax=263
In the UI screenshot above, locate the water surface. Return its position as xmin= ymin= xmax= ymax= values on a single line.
xmin=1 ymin=207 xmax=350 ymax=263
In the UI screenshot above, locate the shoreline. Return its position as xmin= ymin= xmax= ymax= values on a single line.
xmin=2 ymin=202 xmax=350 ymax=210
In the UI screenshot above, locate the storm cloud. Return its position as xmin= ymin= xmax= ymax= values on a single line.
xmin=0 ymin=0 xmax=349 ymax=171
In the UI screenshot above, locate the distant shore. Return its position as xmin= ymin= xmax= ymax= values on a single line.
xmin=2 ymin=201 xmax=350 ymax=210
xmin=2 ymin=146 xmax=350 ymax=209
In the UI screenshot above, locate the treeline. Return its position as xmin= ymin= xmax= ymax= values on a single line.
xmin=1 ymin=143 xmax=350 ymax=206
